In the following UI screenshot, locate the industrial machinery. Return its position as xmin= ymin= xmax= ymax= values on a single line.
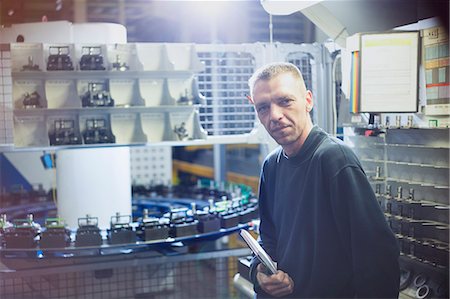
xmin=82 ymin=118 xmax=116 ymax=144
xmin=136 ymin=209 xmax=170 ymax=241
xmin=0 ymin=215 xmax=12 ymax=247
xmin=1 ymin=13 xmax=447 ymax=298
xmin=79 ymin=46 xmax=106 ymax=71
xmin=173 ymin=122 xmax=189 ymax=140
xmin=3 ymin=214 xmax=40 ymax=249
xmin=48 ymin=119 xmax=82 ymax=146
xmin=0 ymin=179 xmax=259 ymax=251
xmin=81 ymin=82 xmax=114 ymax=107
xmin=21 ymin=56 xmax=40 ymax=71
xmin=111 ymin=54 xmax=129 ymax=71
xmin=168 ymin=208 xmax=199 ymax=238
xmin=46 ymin=46 xmax=74 ymax=71
xmin=75 ymin=215 xmax=103 ymax=247
xmin=217 ymin=197 xmax=241 ymax=229
xmin=22 ymin=91 xmax=42 ymax=109
xmin=39 ymin=218 xmax=71 ymax=248
xmin=107 ymin=213 xmax=136 ymax=245
xmin=351 ymin=127 xmax=449 ymax=299
xmin=193 ymin=200 xmax=221 ymax=234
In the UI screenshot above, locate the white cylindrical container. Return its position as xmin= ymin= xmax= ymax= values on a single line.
xmin=56 ymin=147 xmax=131 ymax=230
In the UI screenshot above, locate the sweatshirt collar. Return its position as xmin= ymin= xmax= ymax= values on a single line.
xmin=281 ymin=125 xmax=326 ymax=165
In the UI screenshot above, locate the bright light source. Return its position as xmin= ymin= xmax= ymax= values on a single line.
xmin=183 ymin=0 xmax=232 ymax=19
xmin=260 ymin=0 xmax=323 ymax=15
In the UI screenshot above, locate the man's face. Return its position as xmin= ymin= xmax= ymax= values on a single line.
xmin=252 ymin=73 xmax=313 ymax=154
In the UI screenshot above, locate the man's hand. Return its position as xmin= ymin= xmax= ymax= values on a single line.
xmin=256 ymin=263 xmax=294 ymax=297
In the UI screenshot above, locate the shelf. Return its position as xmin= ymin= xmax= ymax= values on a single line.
xmin=14 ymin=106 xmax=201 ymax=115
xmin=361 ymin=158 xmax=385 ymax=163
xmin=385 ymin=177 xmax=449 ymax=189
xmin=1 ymin=133 xmax=258 ymax=153
xmin=13 ymin=70 xmax=197 ymax=80
xmin=376 ymin=142 xmax=450 ymax=150
xmin=7 ymin=42 xmax=210 ymax=150
xmin=386 ymin=160 xmax=449 ymax=170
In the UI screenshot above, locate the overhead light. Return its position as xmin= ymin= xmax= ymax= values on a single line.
xmin=260 ymin=0 xmax=323 ymax=15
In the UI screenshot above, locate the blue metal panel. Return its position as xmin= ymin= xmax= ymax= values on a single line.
xmin=0 ymin=153 xmax=32 ymax=193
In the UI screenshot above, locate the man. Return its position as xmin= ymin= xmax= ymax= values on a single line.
xmin=247 ymin=62 xmax=400 ymax=298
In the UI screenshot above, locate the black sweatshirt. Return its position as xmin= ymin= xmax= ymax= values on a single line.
xmin=250 ymin=126 xmax=400 ymax=298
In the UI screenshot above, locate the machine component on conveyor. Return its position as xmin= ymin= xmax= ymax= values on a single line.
xmin=217 ymin=197 xmax=240 ymax=229
xmin=46 ymin=46 xmax=74 ymax=71
xmin=21 ymin=56 xmax=40 ymax=71
xmin=0 ymin=214 xmax=12 ymax=247
xmin=79 ymin=46 xmax=106 ymax=71
xmin=82 ymin=118 xmax=116 ymax=144
xmin=169 ymin=208 xmax=198 ymax=238
xmin=75 ymin=215 xmax=103 ymax=247
xmin=4 ymin=214 xmax=40 ymax=248
xmin=81 ymin=82 xmax=114 ymax=107
xmin=238 ymin=200 xmax=258 ymax=224
xmin=107 ymin=213 xmax=136 ymax=245
xmin=22 ymin=91 xmax=42 ymax=109
xmin=0 ymin=180 xmax=258 ymax=255
xmin=136 ymin=209 xmax=170 ymax=241
xmin=194 ymin=200 xmax=221 ymax=234
xmin=49 ymin=119 xmax=82 ymax=146
xmin=40 ymin=218 xmax=71 ymax=248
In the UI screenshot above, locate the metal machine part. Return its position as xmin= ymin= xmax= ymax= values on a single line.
xmin=75 ymin=215 xmax=103 ymax=247
xmin=0 ymin=214 xmax=12 ymax=247
xmin=79 ymin=46 xmax=106 ymax=71
xmin=82 ymin=118 xmax=116 ymax=144
xmin=178 ymin=89 xmax=192 ymax=105
xmin=216 ymin=197 xmax=244 ymax=229
xmin=239 ymin=204 xmax=258 ymax=224
xmin=196 ymin=211 xmax=221 ymax=233
xmin=168 ymin=208 xmax=199 ymax=238
xmin=400 ymin=267 xmax=413 ymax=291
xmin=111 ymin=54 xmax=129 ymax=71
xmin=22 ymin=91 xmax=42 ymax=109
xmin=3 ymin=214 xmax=40 ymax=248
xmin=81 ymin=82 xmax=114 ymax=107
xmin=49 ymin=119 xmax=82 ymax=146
xmin=173 ymin=122 xmax=189 ymax=140
xmin=193 ymin=200 xmax=221 ymax=234
xmin=21 ymin=56 xmax=40 ymax=71
xmin=219 ymin=209 xmax=240 ymax=229
xmin=107 ymin=213 xmax=136 ymax=245
xmin=136 ymin=209 xmax=170 ymax=241
xmin=46 ymin=46 xmax=74 ymax=71
xmin=40 ymin=218 xmax=71 ymax=248
xmin=177 ymin=87 xmax=204 ymax=106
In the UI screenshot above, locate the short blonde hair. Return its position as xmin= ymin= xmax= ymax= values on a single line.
xmin=248 ymin=62 xmax=306 ymax=97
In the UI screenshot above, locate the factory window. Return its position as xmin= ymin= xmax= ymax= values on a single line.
xmin=197 ymin=51 xmax=256 ymax=135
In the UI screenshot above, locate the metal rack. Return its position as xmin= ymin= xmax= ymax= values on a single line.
xmin=349 ymin=127 xmax=449 ymax=298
